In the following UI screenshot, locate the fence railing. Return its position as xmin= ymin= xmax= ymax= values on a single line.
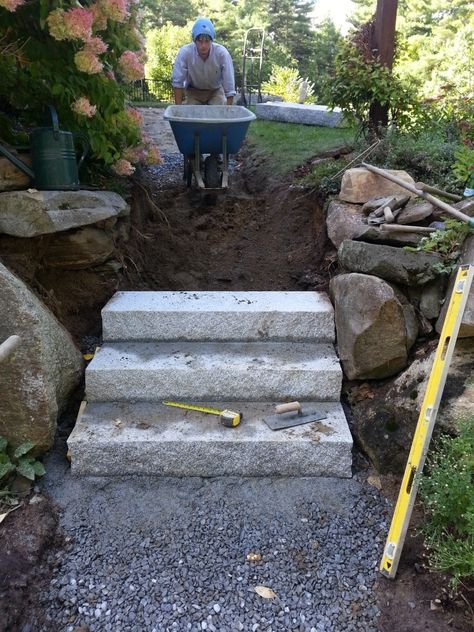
xmin=124 ymin=79 xmax=174 ymax=103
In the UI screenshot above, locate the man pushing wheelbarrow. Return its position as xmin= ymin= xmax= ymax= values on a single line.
xmin=165 ymin=18 xmax=255 ymax=190
xmin=172 ymin=17 xmax=236 ymax=107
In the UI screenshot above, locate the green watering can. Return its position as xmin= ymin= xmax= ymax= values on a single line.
xmin=0 ymin=105 xmax=88 ymax=191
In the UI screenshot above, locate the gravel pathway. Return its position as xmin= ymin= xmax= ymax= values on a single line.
xmin=35 ymin=445 xmax=389 ymax=632
xmin=31 ymin=108 xmax=390 ymax=631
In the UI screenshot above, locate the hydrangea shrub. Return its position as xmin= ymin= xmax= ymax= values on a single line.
xmin=0 ymin=0 xmax=160 ymax=174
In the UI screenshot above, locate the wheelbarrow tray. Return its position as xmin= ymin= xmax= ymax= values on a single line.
xmin=163 ymin=105 xmax=256 ymax=155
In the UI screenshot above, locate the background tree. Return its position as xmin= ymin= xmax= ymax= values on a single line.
xmin=309 ymin=18 xmax=343 ymax=100
xmin=141 ymin=0 xmax=198 ymax=30
xmin=146 ymin=22 xmax=190 ymax=98
xmin=142 ymin=0 xmax=320 ymax=91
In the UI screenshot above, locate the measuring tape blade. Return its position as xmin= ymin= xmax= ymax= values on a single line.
xmin=162 ymin=400 xmax=223 ymax=416
xmin=380 ymin=264 xmax=473 ymax=579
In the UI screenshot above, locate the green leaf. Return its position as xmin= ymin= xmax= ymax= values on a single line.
xmin=16 ymin=459 xmax=35 ymax=480
xmin=0 ymin=436 xmax=8 ymax=452
xmin=0 ymin=461 xmax=14 ymax=480
xmin=33 ymin=461 xmax=46 ymax=477
xmin=14 ymin=441 xmax=35 ymax=459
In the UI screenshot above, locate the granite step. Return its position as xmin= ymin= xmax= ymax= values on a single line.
xmin=68 ymin=400 xmax=353 ymax=477
xmin=85 ymin=341 xmax=342 ymax=403
xmin=101 ymin=291 xmax=335 ymax=342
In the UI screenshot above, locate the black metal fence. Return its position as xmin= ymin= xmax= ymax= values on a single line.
xmin=124 ymin=79 xmax=173 ymax=103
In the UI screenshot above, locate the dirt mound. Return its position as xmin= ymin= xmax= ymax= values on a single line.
xmin=0 ymin=496 xmax=58 ymax=632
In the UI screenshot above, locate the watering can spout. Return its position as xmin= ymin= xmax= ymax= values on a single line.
xmin=0 ymin=145 xmax=35 ymax=180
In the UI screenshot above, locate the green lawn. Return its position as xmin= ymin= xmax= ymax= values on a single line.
xmin=246 ymin=118 xmax=356 ymax=175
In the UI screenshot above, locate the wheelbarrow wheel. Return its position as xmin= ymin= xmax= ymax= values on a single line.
xmin=204 ymin=155 xmax=221 ymax=188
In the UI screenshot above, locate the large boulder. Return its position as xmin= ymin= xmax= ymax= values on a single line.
xmin=350 ymin=339 xmax=474 ymax=473
xmin=0 ymin=190 xmax=129 ymax=237
xmin=42 ymin=227 xmax=115 ymax=269
xmin=338 ymin=240 xmax=442 ymax=286
xmin=330 ymin=273 xmax=418 ymax=379
xmin=326 ymin=200 xmax=367 ymax=249
xmin=436 ymin=235 xmax=474 ymax=337
xmin=0 ymin=261 xmax=83 ymax=452
xmin=339 ymin=168 xmax=416 ymax=204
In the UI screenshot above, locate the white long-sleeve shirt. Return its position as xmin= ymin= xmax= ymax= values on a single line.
xmin=171 ymin=42 xmax=236 ymax=98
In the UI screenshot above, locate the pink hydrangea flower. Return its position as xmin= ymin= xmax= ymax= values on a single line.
xmin=63 ymin=7 xmax=93 ymax=41
xmin=74 ymin=50 xmax=103 ymax=74
xmin=105 ymin=70 xmax=116 ymax=81
xmin=126 ymin=107 xmax=143 ymax=127
xmin=123 ymin=143 xmax=161 ymax=166
xmin=47 ymin=8 xmax=68 ymax=40
xmin=145 ymin=144 xmax=161 ymax=165
xmin=0 ymin=0 xmax=25 ymax=11
xmin=123 ymin=146 xmax=145 ymax=163
xmin=84 ymin=36 xmax=108 ymax=55
xmin=98 ymin=0 xmax=129 ymax=22
xmin=118 ymin=50 xmax=144 ymax=82
xmin=71 ymin=97 xmax=97 ymax=118
xmin=90 ymin=3 xmax=108 ymax=31
xmin=112 ymin=159 xmax=135 ymax=176
xmin=48 ymin=7 xmax=93 ymax=41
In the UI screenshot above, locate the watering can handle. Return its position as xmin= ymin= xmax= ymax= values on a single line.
xmin=74 ymin=132 xmax=89 ymax=171
xmin=46 ymin=105 xmax=60 ymax=140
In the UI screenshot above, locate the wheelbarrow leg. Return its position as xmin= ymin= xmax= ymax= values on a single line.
xmin=183 ymin=154 xmax=192 ymax=187
xmin=193 ymin=133 xmax=206 ymax=189
xmin=221 ymin=134 xmax=229 ymax=189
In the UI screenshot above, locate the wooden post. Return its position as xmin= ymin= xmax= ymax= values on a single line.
xmin=369 ymin=0 xmax=398 ymax=137
xmin=373 ymin=0 xmax=397 ymax=70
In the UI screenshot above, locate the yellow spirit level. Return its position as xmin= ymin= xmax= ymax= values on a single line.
xmin=380 ymin=264 xmax=473 ymax=579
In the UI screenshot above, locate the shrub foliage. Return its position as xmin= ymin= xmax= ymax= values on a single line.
xmin=420 ymin=419 xmax=474 ymax=586
xmin=0 ymin=0 xmax=159 ymax=174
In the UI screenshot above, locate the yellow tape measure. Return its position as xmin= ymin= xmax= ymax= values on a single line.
xmin=380 ymin=264 xmax=473 ymax=579
xmin=162 ymin=400 xmax=241 ymax=428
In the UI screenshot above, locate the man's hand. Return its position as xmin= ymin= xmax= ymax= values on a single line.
xmin=174 ymin=87 xmax=184 ymax=105
xmin=226 ymin=96 xmax=234 ymax=105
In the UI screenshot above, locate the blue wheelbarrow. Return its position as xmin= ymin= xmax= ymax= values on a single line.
xmin=163 ymin=105 xmax=256 ymax=190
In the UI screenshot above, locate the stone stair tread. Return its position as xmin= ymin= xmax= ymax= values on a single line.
xmin=85 ymin=341 xmax=342 ymax=402
xmin=68 ymin=400 xmax=353 ymax=477
xmin=102 ymin=290 xmax=335 ymax=342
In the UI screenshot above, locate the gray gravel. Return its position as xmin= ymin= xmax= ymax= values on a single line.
xmin=147 ymin=152 xmax=184 ymax=188
xmin=144 ymin=151 xmax=238 ymax=190
xmin=34 ymin=444 xmax=389 ymax=632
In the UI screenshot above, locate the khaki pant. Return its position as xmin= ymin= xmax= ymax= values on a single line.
xmin=184 ymin=86 xmax=226 ymax=105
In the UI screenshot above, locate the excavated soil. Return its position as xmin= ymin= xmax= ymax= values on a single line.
xmin=1 ymin=121 xmax=473 ymax=631
xmin=120 ymin=150 xmax=331 ymax=296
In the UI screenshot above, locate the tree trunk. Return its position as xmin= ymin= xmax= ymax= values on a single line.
xmin=368 ymin=0 xmax=398 ymax=139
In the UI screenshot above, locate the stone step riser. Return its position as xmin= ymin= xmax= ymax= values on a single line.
xmin=68 ymin=401 xmax=353 ymax=477
xmin=85 ymin=341 xmax=342 ymax=403
xmin=86 ymin=369 xmax=341 ymax=402
xmin=102 ymin=291 xmax=335 ymax=342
